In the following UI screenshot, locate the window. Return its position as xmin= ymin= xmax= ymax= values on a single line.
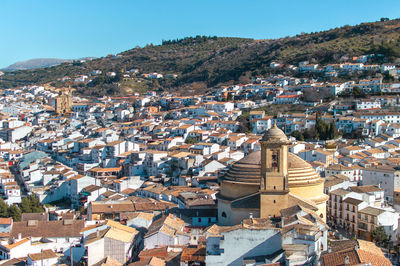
xmin=272 ymin=150 xmax=279 ymax=169
xmin=221 ymin=212 xmax=227 ymax=218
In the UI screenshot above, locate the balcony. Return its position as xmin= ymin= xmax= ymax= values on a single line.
xmin=358 ymin=222 xmax=368 ymax=230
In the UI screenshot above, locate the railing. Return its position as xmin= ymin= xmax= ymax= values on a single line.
xmin=358 ymin=223 xmax=368 ymax=230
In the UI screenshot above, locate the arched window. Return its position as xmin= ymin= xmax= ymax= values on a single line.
xmin=271 ymin=150 xmax=279 ymax=170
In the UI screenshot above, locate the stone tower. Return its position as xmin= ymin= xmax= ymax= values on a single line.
xmin=55 ymin=87 xmax=72 ymax=116
xmin=259 ymin=123 xmax=291 ymax=218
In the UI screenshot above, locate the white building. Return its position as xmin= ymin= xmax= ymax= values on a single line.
xmin=356 ymin=100 xmax=381 ymax=111
xmin=205 ymin=224 xmax=283 ymax=265
xmin=325 ymin=165 xmax=362 ymax=182
xmin=299 ymin=64 xmax=318 ymax=72
xmin=0 ymin=237 xmax=32 ymax=260
xmin=381 ymin=64 xmax=396 ymax=72
xmin=274 ymin=94 xmax=300 ymax=104
xmin=362 ymin=166 xmax=400 ymax=202
xmin=342 ymin=63 xmax=364 ymax=71
xmin=27 ymin=249 xmax=59 ymax=266
xmin=0 ymin=126 xmax=32 ymax=143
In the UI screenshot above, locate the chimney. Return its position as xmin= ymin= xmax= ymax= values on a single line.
xmin=249 ymin=213 xmax=253 ymax=219
xmin=17 ymin=233 xmax=21 ymax=240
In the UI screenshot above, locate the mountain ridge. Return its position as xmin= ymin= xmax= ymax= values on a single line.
xmin=1 ymin=19 xmax=400 ymax=96
xmin=3 ymin=58 xmax=73 ymax=71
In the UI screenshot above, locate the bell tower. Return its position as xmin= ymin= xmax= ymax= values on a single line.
xmin=259 ymin=123 xmax=290 ymax=218
xmin=55 ymin=87 xmax=72 ymax=116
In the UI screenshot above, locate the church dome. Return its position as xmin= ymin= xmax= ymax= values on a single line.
xmin=220 ymin=151 xmax=326 ymax=206
xmin=223 ymin=151 xmax=262 ymax=184
xmin=218 ymin=133 xmax=328 ymax=225
xmin=222 ymin=151 xmax=323 ymax=192
xmin=262 ymin=124 xmax=288 ymax=142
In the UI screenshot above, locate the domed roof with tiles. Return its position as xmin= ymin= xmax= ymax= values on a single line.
xmin=223 ymin=151 xmax=322 ymax=187
xmin=262 ymin=124 xmax=288 ymax=142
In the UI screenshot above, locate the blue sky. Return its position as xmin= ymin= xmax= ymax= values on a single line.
xmin=1 ymin=0 xmax=399 ymax=68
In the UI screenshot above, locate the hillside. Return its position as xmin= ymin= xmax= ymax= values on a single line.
xmin=3 ymin=58 xmax=73 ymax=71
xmin=1 ymin=19 xmax=400 ymax=96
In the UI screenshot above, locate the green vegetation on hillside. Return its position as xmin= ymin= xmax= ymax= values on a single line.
xmin=0 ymin=194 xmax=44 ymax=222
xmin=1 ymin=19 xmax=400 ymax=95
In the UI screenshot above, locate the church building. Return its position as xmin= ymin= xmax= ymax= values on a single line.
xmin=55 ymin=88 xmax=72 ymax=116
xmin=218 ymin=124 xmax=329 ymax=226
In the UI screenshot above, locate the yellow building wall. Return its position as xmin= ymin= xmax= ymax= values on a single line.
xmin=289 ymin=181 xmax=327 ymax=222
xmin=394 ymin=191 xmax=400 ymax=206
xmin=260 ymin=192 xmax=289 ymax=218
xmin=289 ymin=182 xmax=324 ymax=199
xmin=316 ymin=202 xmax=327 ymax=222
xmin=220 ymin=180 xmax=259 ymax=199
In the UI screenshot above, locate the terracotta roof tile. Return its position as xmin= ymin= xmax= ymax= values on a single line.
xmin=2 ymin=238 xmax=30 ymax=250
xmin=0 ymin=218 xmax=12 ymax=225
xmin=181 ymin=245 xmax=206 ymax=262
xmin=90 ymin=201 xmax=135 ymax=213
xmin=321 ymin=249 xmax=360 ymax=266
xmin=11 ymin=220 xmax=84 ymax=238
xmin=28 ymin=249 xmax=57 ymax=261
xmin=357 ymin=249 xmax=392 ymax=266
